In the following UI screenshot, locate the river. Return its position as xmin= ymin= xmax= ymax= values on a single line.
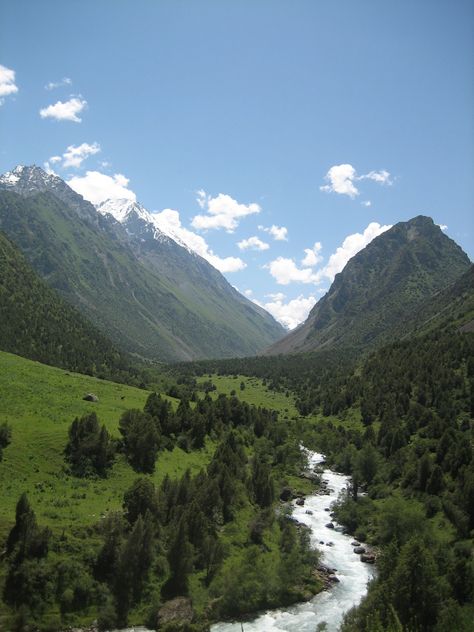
xmin=211 ymin=451 xmax=375 ymax=632
xmin=116 ymin=452 xmax=374 ymax=632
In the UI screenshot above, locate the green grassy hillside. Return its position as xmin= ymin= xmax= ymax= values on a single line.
xmin=0 ymin=351 xmax=212 ymax=540
xmin=0 ymin=350 xmax=320 ymax=630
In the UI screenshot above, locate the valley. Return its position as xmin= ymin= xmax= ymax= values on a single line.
xmin=0 ymin=162 xmax=472 ymax=632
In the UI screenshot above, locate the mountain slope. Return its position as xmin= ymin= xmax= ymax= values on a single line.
xmin=0 ymin=166 xmax=284 ymax=361
xmin=0 ymin=230 xmax=130 ymax=378
xmin=96 ymin=197 xmax=284 ymax=353
xmin=266 ymin=216 xmax=471 ymax=355
xmin=399 ymin=263 xmax=474 ymax=337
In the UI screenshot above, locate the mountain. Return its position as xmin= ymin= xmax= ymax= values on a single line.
xmin=399 ymin=263 xmax=474 ymax=337
xmin=0 ymin=166 xmax=284 ymax=361
xmin=0 ymin=230 xmax=131 ymax=378
xmin=95 ymin=197 xmax=284 ymax=350
xmin=266 ymin=216 xmax=471 ymax=355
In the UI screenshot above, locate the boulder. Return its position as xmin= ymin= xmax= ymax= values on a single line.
xmin=361 ymin=553 xmax=376 ymax=564
xmin=157 ymin=596 xmax=195 ymax=626
xmin=83 ymin=393 xmax=98 ymax=402
xmin=280 ymin=486 xmax=293 ymax=502
xmin=305 ymin=509 xmax=313 ymax=515
xmin=353 ymin=546 xmax=366 ymax=554
xmin=295 ymin=497 xmax=305 ymax=506
xmin=328 ymin=574 xmax=340 ymax=583
xmin=351 ymin=541 xmax=361 ymax=547
xmin=325 ymin=522 xmax=335 ymax=529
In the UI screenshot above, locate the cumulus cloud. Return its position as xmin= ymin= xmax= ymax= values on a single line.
xmin=151 ymin=208 xmax=246 ymax=273
xmin=301 ymin=242 xmax=323 ymax=267
xmin=191 ymin=191 xmax=261 ymax=232
xmin=320 ymin=163 xmax=359 ymax=198
xmin=0 ymin=64 xmax=18 ymax=105
xmin=320 ymin=164 xmax=392 ymax=198
xmin=40 ymin=97 xmax=87 ymax=122
xmin=253 ymin=293 xmax=318 ymax=330
xmin=237 ymin=236 xmax=269 ymax=251
xmin=266 ymin=257 xmax=321 ymax=285
xmin=362 ymin=200 xmax=372 ymax=207
xmin=259 ymin=224 xmax=288 ymax=241
xmin=319 ymin=222 xmax=392 ymax=281
xmin=67 ymin=171 xmax=136 ymax=204
xmin=48 ymin=142 xmax=100 ymax=170
xmin=265 ymin=222 xmax=392 ymax=287
xmin=45 ymin=77 xmax=72 ymax=90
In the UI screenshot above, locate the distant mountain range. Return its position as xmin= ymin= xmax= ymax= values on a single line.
xmin=267 ymin=216 xmax=472 ymax=355
xmin=0 ymin=165 xmax=284 ymax=362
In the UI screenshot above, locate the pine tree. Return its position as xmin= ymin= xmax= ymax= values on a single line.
xmin=162 ymin=516 xmax=192 ymax=598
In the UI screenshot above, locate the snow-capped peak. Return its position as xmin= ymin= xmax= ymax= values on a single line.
xmin=95 ymin=197 xmax=198 ymax=256
xmin=96 ymin=198 xmax=154 ymax=224
xmin=0 ymin=164 xmax=62 ymax=191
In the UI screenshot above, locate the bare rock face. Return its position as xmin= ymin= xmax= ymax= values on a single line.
xmin=157 ymin=596 xmax=195 ymax=626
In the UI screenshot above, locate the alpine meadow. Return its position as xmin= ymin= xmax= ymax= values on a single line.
xmin=0 ymin=2 xmax=473 ymax=632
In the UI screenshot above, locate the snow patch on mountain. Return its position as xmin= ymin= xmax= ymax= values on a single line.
xmin=96 ymin=198 xmax=198 ymax=256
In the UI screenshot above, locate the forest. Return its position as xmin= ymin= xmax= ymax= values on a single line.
xmin=172 ymin=327 xmax=474 ymax=630
xmin=1 ymin=390 xmax=321 ymax=630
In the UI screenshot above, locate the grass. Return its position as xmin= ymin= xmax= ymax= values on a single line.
xmin=201 ymin=374 xmax=298 ymax=416
xmin=0 ymin=350 xmax=213 ymax=540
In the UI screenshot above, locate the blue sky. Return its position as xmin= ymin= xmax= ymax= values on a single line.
xmin=1 ymin=0 xmax=473 ymax=328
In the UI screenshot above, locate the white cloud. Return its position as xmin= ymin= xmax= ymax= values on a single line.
xmin=259 ymin=224 xmax=288 ymax=241
xmin=237 ymin=236 xmax=269 ymax=251
xmin=191 ymin=191 xmax=260 ymax=232
xmin=265 ymin=222 xmax=392 ymax=287
xmin=266 ymin=292 xmax=286 ymax=302
xmin=151 ymin=208 xmax=246 ymax=273
xmin=0 ymin=64 xmax=18 ymax=105
xmin=254 ymin=293 xmax=318 ymax=330
xmin=301 ymin=241 xmax=323 ymax=267
xmin=361 ymin=170 xmax=392 ymax=185
xmin=43 ymin=161 xmax=58 ymax=176
xmin=244 ymin=289 xmax=253 ymax=297
xmin=45 ymin=77 xmax=72 ymax=90
xmin=67 ymin=171 xmax=136 ymax=204
xmin=438 ymin=224 xmax=448 ymax=232
xmin=320 ymin=164 xmax=393 ymax=198
xmin=362 ymin=200 xmax=372 ymax=207
xmin=61 ymin=142 xmax=100 ymax=168
xmin=266 ymin=257 xmax=321 ymax=285
xmin=319 ymin=222 xmax=392 ymax=281
xmin=320 ymin=163 xmax=359 ymax=198
xmin=39 ymin=97 xmax=87 ymax=122
xmin=47 ymin=143 xmax=100 ymax=171
xmin=196 ymin=189 xmax=207 ymax=209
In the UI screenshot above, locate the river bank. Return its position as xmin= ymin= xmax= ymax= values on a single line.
xmin=210 ymin=452 xmax=375 ymax=632
xmin=90 ymin=451 xmax=374 ymax=632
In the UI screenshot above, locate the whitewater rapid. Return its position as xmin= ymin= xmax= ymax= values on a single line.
xmin=211 ymin=452 xmax=375 ymax=632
